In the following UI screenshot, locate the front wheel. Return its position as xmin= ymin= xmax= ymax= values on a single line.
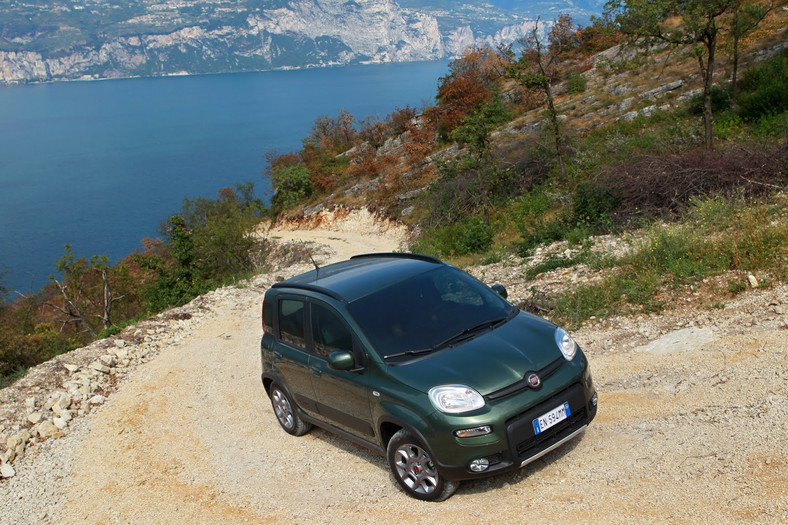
xmin=386 ymin=429 xmax=459 ymax=501
xmin=269 ymin=383 xmax=311 ymax=436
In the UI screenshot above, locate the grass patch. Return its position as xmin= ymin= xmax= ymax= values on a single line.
xmin=545 ymin=195 xmax=788 ymax=328
xmin=0 ymin=366 xmax=28 ymax=389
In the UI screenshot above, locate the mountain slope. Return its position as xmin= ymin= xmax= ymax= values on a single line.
xmin=0 ymin=0 xmax=602 ymax=84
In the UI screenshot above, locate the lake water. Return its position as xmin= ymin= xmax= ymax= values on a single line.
xmin=0 ymin=61 xmax=449 ymax=293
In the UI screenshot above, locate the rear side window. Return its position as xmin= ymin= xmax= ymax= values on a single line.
xmin=263 ymin=298 xmax=274 ymax=334
xmin=311 ymin=303 xmax=353 ymax=358
xmin=279 ymin=299 xmax=306 ymax=348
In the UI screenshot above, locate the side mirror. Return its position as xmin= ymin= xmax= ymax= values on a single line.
xmin=328 ymin=350 xmax=355 ymax=371
xmin=491 ymin=283 xmax=508 ymax=299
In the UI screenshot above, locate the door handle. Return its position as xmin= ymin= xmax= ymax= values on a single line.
xmin=310 ymin=366 xmax=322 ymax=378
xmin=273 ymin=351 xmax=283 ymax=362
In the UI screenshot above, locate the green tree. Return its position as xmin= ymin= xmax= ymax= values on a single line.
xmin=504 ymin=15 xmax=580 ymax=179
xmin=448 ymin=92 xmax=516 ymax=224
xmin=142 ymin=184 xmax=267 ymax=310
xmin=606 ymin=0 xmax=736 ymax=150
xmin=727 ymin=0 xmax=773 ymax=96
xmin=270 ymin=164 xmax=313 ymax=212
xmin=450 ymin=92 xmax=515 ymax=160
xmin=48 ymin=245 xmax=123 ymax=337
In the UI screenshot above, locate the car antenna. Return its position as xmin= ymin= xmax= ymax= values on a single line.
xmin=309 ymin=254 xmax=320 ymax=276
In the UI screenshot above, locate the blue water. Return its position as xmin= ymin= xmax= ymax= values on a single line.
xmin=0 ymin=61 xmax=448 ymax=293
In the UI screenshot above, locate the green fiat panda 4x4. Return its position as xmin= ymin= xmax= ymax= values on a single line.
xmin=260 ymin=253 xmax=597 ymax=501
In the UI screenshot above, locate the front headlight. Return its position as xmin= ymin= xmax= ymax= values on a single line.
xmin=555 ymin=327 xmax=577 ymax=361
xmin=428 ymin=385 xmax=485 ymax=414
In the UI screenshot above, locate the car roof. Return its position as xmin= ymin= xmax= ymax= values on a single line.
xmin=272 ymin=253 xmax=444 ymax=303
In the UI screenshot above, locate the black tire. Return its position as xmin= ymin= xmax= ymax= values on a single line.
xmin=386 ymin=429 xmax=459 ymax=501
xmin=269 ymin=383 xmax=311 ymax=436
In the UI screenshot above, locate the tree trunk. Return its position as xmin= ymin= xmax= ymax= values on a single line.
xmin=50 ymin=280 xmax=98 ymax=338
xmin=545 ymin=87 xmax=567 ymax=180
xmin=101 ymin=268 xmax=111 ymax=330
xmin=701 ymin=28 xmax=717 ymax=151
xmin=534 ymin=37 xmax=567 ymax=180
xmin=731 ymin=10 xmax=740 ymax=96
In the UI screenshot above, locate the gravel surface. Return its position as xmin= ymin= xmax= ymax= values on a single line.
xmin=1 ymin=209 xmax=787 ymax=524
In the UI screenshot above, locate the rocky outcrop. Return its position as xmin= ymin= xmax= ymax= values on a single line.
xmin=0 ymin=308 xmax=199 ymax=476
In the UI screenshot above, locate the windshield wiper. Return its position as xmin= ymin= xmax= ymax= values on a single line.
xmin=431 ymin=315 xmax=510 ymax=352
xmin=383 ymin=347 xmax=434 ymax=360
xmin=383 ymin=312 xmax=516 ymax=360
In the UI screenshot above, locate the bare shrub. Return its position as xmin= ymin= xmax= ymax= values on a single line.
xmin=604 ymin=144 xmax=786 ymax=223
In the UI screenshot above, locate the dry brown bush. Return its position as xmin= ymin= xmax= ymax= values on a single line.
xmin=605 ymin=143 xmax=787 ymax=222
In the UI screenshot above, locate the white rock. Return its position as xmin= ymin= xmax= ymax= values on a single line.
xmin=0 ymin=462 xmax=15 ymax=478
xmin=1 ymin=449 xmax=14 ymax=464
xmin=114 ymin=339 xmax=126 ymax=348
xmin=748 ymin=274 xmax=759 ymax=288
xmin=27 ymin=411 xmax=44 ymax=425
xmin=89 ymin=362 xmax=111 ymax=374
xmin=52 ymin=394 xmax=72 ymax=415
xmin=7 ymin=432 xmax=26 ymax=450
xmin=88 ymin=394 xmax=106 ymax=406
xmin=63 ymin=363 xmax=80 ymax=373
xmin=35 ymin=420 xmax=59 ymax=439
xmin=53 ymin=417 xmax=69 ymax=430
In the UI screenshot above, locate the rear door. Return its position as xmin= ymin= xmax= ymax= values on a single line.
xmin=273 ymin=296 xmax=319 ymax=415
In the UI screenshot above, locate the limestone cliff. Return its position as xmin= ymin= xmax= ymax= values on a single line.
xmin=0 ymin=0 xmax=598 ymax=84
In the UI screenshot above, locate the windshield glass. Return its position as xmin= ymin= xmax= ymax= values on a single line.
xmin=347 ymin=266 xmax=515 ymax=360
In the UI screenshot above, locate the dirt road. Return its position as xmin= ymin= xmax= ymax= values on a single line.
xmin=3 ymin=211 xmax=787 ymax=523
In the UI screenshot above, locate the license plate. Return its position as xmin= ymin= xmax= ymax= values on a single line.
xmin=533 ymin=402 xmax=571 ymax=435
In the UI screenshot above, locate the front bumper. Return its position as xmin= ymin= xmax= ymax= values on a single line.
xmin=429 ymin=374 xmax=597 ymax=482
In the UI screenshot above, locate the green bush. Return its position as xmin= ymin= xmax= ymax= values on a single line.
xmin=0 ymin=327 xmax=78 ymax=383
xmin=567 ymin=73 xmax=587 ymax=94
xmin=714 ymin=113 xmax=744 ymax=140
xmin=412 ymin=215 xmax=494 ymax=257
xmin=143 ymin=185 xmax=267 ymax=310
xmin=688 ymin=86 xmax=731 ymax=116
xmin=571 ymin=181 xmax=621 ymax=230
xmin=737 ymin=52 xmax=788 ymax=122
xmin=270 ymin=164 xmax=313 ymax=212
xmin=513 ymin=190 xmax=552 ymax=223
xmin=517 ymin=216 xmax=570 ymax=255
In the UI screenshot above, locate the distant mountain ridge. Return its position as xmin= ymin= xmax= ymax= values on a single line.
xmin=0 ymin=0 xmax=602 ymax=84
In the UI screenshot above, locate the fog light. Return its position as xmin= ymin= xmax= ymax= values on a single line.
xmin=454 ymin=425 xmax=492 ymax=438
xmin=592 ymin=393 xmax=598 ymax=407
xmin=469 ymin=458 xmax=490 ymax=472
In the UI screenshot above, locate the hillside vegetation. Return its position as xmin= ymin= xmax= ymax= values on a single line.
xmin=1 ymin=1 xmax=787 ymax=386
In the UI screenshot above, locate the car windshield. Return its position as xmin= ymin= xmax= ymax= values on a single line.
xmin=347 ymin=266 xmax=516 ymax=360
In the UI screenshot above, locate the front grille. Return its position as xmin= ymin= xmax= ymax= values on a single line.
xmin=505 ymin=383 xmax=588 ymax=462
xmin=485 ymin=453 xmax=503 ymax=466
xmin=486 ymin=357 xmax=564 ymax=401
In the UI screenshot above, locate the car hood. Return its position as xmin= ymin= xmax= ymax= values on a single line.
xmin=387 ymin=311 xmax=563 ymax=396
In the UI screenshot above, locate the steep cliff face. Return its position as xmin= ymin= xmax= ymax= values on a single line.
xmin=0 ymin=0 xmax=596 ymax=84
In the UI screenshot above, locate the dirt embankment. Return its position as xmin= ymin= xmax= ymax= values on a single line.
xmin=1 ymin=208 xmax=786 ymax=524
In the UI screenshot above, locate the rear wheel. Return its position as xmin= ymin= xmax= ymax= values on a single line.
xmin=387 ymin=429 xmax=459 ymax=501
xmin=269 ymin=383 xmax=311 ymax=436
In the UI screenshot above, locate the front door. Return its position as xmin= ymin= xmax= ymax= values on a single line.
xmin=308 ymin=301 xmax=373 ymax=439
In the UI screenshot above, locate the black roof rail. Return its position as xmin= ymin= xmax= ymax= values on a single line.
xmin=270 ymin=282 xmax=347 ymax=302
xmin=350 ymin=252 xmax=442 ymax=264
